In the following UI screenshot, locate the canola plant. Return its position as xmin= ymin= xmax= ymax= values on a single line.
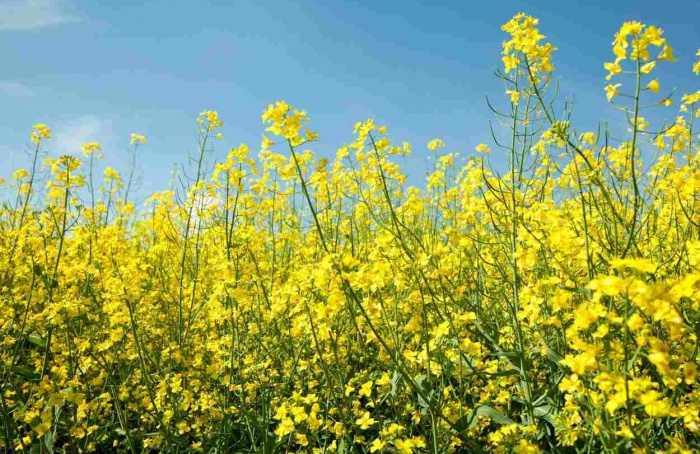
xmin=2 ymin=13 xmax=700 ymax=454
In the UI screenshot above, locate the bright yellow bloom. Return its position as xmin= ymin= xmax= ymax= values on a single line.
xmin=358 ymin=380 xmax=373 ymax=397
xmin=295 ymin=433 xmax=309 ymax=446
xmin=646 ymin=78 xmax=659 ymax=93
xmin=2 ymin=13 xmax=700 ymax=454
xmin=513 ymin=439 xmax=542 ymax=454
xmin=641 ymin=61 xmax=656 ymax=74
xmin=198 ymin=110 xmax=223 ymax=132
xmin=12 ymin=168 xmax=29 ymax=180
xmin=130 ymin=133 xmax=147 ymax=145
xmin=604 ymin=61 xmax=622 ymax=80
xmin=501 ymin=13 xmax=556 ymax=76
xmin=81 ymin=142 xmax=102 ymax=157
xmin=275 ymin=418 xmax=295 ymax=437
xmin=30 ymin=123 xmax=51 ymax=145
xmin=658 ymin=44 xmax=677 ymax=62
xmin=610 ymin=257 xmax=656 ymax=273
xmin=356 ymin=411 xmax=376 ymax=430
xmin=475 ymin=143 xmax=491 ymax=153
xmin=605 ymin=83 xmax=622 ymax=101
xmin=394 ymin=439 xmax=414 ymax=454
xmin=370 ymin=438 xmax=386 ymax=452
xmin=506 ymin=90 xmax=520 ymax=105
xmin=427 ymin=138 xmax=445 ymax=151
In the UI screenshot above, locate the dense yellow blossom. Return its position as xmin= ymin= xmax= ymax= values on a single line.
xmin=1 ymin=11 xmax=700 ymax=454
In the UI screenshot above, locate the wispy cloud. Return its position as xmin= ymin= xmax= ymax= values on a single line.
xmin=0 ymin=0 xmax=79 ymax=31
xmin=0 ymin=80 xmax=33 ymax=96
xmin=52 ymin=116 xmax=112 ymax=155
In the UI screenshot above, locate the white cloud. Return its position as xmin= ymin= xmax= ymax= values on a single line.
xmin=0 ymin=80 xmax=33 ymax=96
xmin=0 ymin=0 xmax=79 ymax=31
xmin=52 ymin=116 xmax=112 ymax=155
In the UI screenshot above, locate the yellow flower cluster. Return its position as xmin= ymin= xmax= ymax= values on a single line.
xmin=129 ymin=132 xmax=147 ymax=146
xmin=501 ymin=13 xmax=556 ymax=77
xmin=604 ymin=21 xmax=677 ymax=103
xmin=29 ymin=123 xmax=51 ymax=145
xmin=2 ymin=12 xmax=700 ymax=454
xmin=262 ymin=101 xmax=318 ymax=147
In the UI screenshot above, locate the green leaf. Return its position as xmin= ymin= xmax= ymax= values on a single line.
xmin=534 ymin=404 xmax=553 ymax=418
xmin=260 ymin=435 xmax=275 ymax=454
xmin=414 ymin=375 xmax=431 ymax=393
xmin=489 ymin=351 xmax=522 ymax=372
xmin=474 ymin=405 xmax=515 ymax=426
xmin=414 ymin=375 xmax=435 ymax=409
xmin=12 ymin=366 xmax=40 ymax=381
xmin=491 ymin=351 xmax=519 ymax=359
xmin=44 ymin=430 xmax=54 ymax=454
xmin=543 ymin=345 xmax=563 ymax=366
xmin=488 ymin=369 xmax=520 ymax=378
xmin=389 ymin=370 xmax=401 ymax=397
xmin=454 ymin=413 xmax=476 ymax=432
xmin=531 ymin=393 xmax=547 ymax=407
xmin=27 ymin=333 xmax=45 ymax=347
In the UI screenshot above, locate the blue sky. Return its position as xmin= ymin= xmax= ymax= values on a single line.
xmin=1 ymin=0 xmax=699 ymax=197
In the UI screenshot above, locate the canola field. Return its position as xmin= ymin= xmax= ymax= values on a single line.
xmin=3 ymin=13 xmax=700 ymax=453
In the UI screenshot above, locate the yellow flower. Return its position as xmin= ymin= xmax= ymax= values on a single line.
xmin=610 ymin=257 xmax=656 ymax=273
xmin=376 ymin=372 xmax=391 ymax=386
xmin=646 ymin=78 xmax=660 ymax=93
xmin=30 ymin=123 xmax=51 ymax=145
xmin=658 ymin=44 xmax=677 ymax=62
xmin=604 ymin=61 xmax=622 ymax=80
xmin=427 ymin=138 xmax=445 ymax=151
xmin=295 ymin=433 xmax=309 ymax=446
xmin=641 ymin=61 xmax=656 ymax=74
xmin=506 ymin=90 xmax=520 ymax=105
xmin=579 ymin=132 xmax=597 ymax=145
xmin=198 ymin=110 xmax=223 ymax=131
xmin=12 ymin=168 xmax=29 ymax=180
xmin=275 ymin=418 xmax=295 ymax=437
xmin=356 ymin=411 xmax=376 ymax=430
xmin=605 ymin=83 xmax=622 ymax=101
xmin=639 ymin=391 xmax=670 ymax=418
xmin=5 ymin=14 xmax=700 ymax=454
xmin=560 ymin=350 xmax=600 ymax=375
xmin=394 ymin=439 xmax=414 ymax=454
xmin=513 ymin=439 xmax=542 ymax=453
xmin=81 ymin=142 xmax=102 ymax=157
xmin=130 ymin=133 xmax=147 ymax=145
xmin=358 ymin=380 xmax=373 ymax=397
xmin=431 ymin=320 xmax=450 ymax=339
xmin=475 ymin=143 xmax=491 ymax=153
xmin=501 ymin=13 xmax=556 ymax=75
xmin=34 ymin=421 xmax=51 ymax=437
xmin=261 ymin=134 xmax=274 ymax=150
xmin=370 ymin=438 xmax=386 ymax=453
xmin=104 ymin=167 xmax=121 ymax=182
xmin=261 ymin=101 xmax=313 ymax=145
xmin=503 ymin=55 xmax=520 ymax=72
